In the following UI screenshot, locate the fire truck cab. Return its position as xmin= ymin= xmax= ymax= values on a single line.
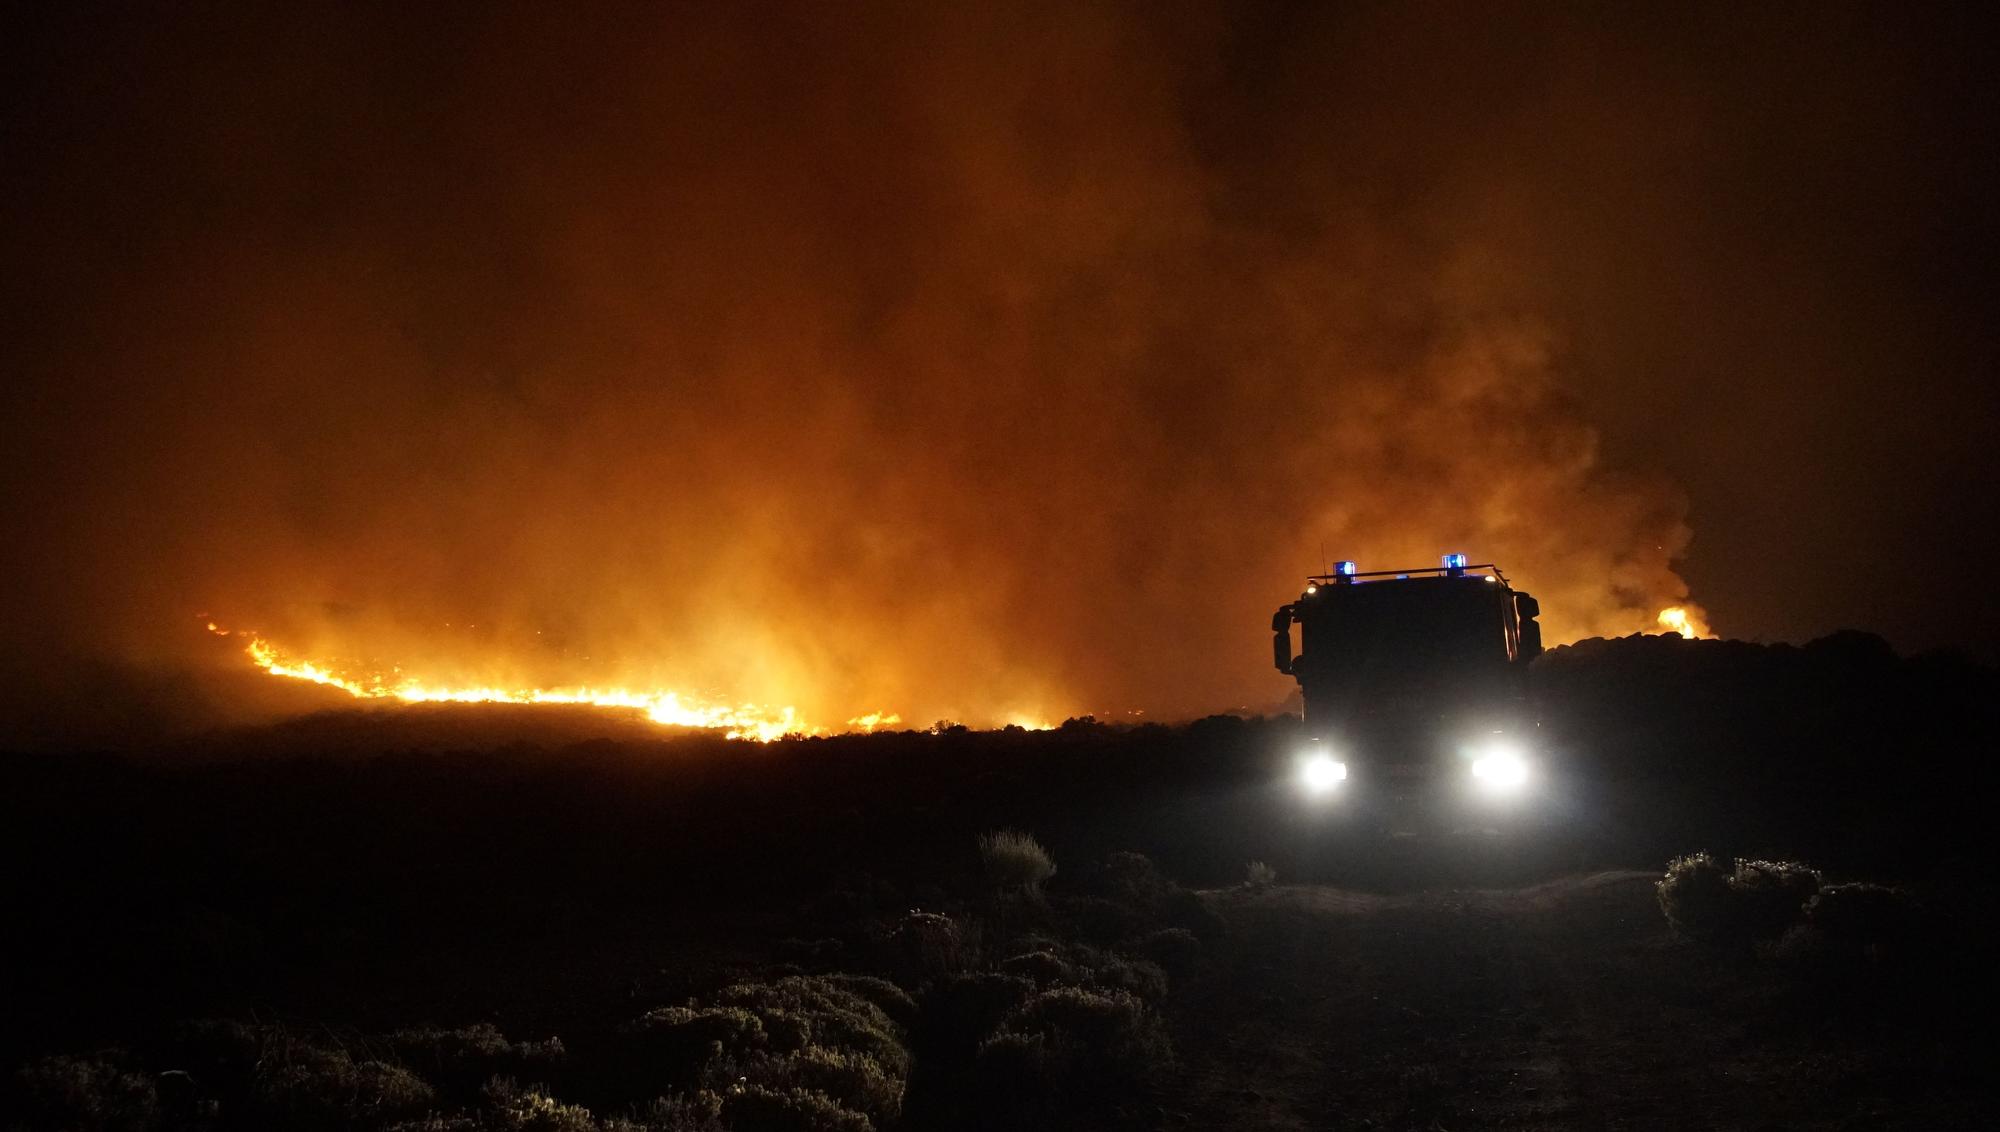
xmin=1272 ymin=555 xmax=1545 ymax=829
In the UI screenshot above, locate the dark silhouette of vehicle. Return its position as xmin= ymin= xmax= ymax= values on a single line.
xmin=1272 ymin=555 xmax=1545 ymax=831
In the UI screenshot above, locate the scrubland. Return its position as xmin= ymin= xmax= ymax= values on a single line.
xmin=3 ymin=631 xmax=1992 ymax=1128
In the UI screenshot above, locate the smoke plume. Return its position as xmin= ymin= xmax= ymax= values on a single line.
xmin=41 ymin=2 xmax=1950 ymax=742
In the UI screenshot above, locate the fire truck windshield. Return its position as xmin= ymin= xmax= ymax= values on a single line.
xmin=1304 ymin=581 xmax=1514 ymax=707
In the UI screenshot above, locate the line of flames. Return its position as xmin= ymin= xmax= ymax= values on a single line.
xmin=209 ymin=605 xmax=1708 ymax=739
xmin=209 ymin=622 xmax=897 ymax=741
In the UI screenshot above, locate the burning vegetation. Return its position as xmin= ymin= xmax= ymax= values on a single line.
xmin=20 ymin=0 xmax=1918 ymax=749
xmin=207 ymin=621 xmax=896 ymax=741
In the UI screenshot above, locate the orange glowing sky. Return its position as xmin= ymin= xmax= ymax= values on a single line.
xmin=1 ymin=3 xmax=1992 ymax=747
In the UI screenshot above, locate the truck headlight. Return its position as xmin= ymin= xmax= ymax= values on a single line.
xmin=1300 ymin=753 xmax=1348 ymax=795
xmin=1469 ymin=745 xmax=1530 ymax=793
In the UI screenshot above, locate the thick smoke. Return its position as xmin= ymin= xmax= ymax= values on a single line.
xmin=30 ymin=1 xmax=1985 ymax=742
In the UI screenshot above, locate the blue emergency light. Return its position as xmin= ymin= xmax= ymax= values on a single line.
xmin=1334 ymin=560 xmax=1357 ymax=577
xmin=1442 ymin=552 xmax=1469 ymax=571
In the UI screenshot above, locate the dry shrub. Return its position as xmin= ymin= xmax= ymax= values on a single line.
xmin=252 ymin=1045 xmax=435 ymax=1130
xmin=996 ymin=932 xmax=1062 ymax=957
xmin=617 ymin=974 xmax=910 ymax=1131
xmin=1073 ymin=948 xmax=1169 ymax=1002
xmin=993 ymin=940 xmax=1168 ymax=1001
xmin=13 ymin=1054 xmax=160 ymax=1132
xmin=1657 ymin=852 xmax=1734 ymax=939
xmin=624 ymin=1092 xmax=727 ymax=1132
xmin=997 ymin=949 xmax=1076 ymax=986
xmin=479 ymin=1077 xmax=600 ymax=1132
xmin=1095 ymin=852 xmax=1172 ymax=904
xmin=721 ymin=1084 xmax=873 ymax=1132
xmin=971 ymin=986 xmax=1173 ymax=1119
xmin=622 ymin=1005 xmax=771 ymax=1094
xmin=1659 ymin=852 xmax=1821 ymax=943
xmin=1728 ymin=858 xmax=1823 ymax=939
xmin=711 ymin=977 xmax=910 ymax=1079
xmin=821 ymin=974 xmax=919 ymax=1031
xmin=384 ymin=1116 xmax=484 ymax=1131
xmin=1245 ymin=861 xmax=1278 ymax=889
xmin=977 ymin=830 xmax=1056 ymax=893
xmin=889 ymin=911 xmax=971 ymax=983
xmin=716 ymin=1046 xmax=902 ymax=1127
xmin=391 ymin=1080 xmax=730 ymax=1131
xmin=996 ymin=987 xmax=1171 ymax=1071
xmin=384 ymin=1024 xmax=565 ymax=1102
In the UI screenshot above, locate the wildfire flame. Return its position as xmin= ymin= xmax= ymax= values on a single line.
xmin=214 ymin=624 xmax=876 ymax=741
xmin=1656 ymin=605 xmax=1711 ymax=640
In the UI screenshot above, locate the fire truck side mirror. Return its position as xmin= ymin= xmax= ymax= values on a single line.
xmin=1271 ymin=605 xmax=1295 ymax=675
xmin=1514 ymin=592 xmax=1543 ymax=661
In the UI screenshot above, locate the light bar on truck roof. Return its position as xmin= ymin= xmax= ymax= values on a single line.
xmin=1442 ymin=552 xmax=1469 ymax=570
xmin=1308 ymin=561 xmax=1511 ymax=585
xmin=1334 ymin=560 xmax=1357 ymax=578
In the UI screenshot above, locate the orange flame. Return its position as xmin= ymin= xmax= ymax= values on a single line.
xmin=214 ymin=624 xmax=879 ymax=741
xmin=1656 ymin=605 xmax=1711 ymax=640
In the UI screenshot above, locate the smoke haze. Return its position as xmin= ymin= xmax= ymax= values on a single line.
xmin=3 ymin=3 xmax=1992 ymax=743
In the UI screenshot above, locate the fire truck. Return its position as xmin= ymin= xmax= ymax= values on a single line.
xmin=1271 ymin=554 xmax=1545 ymax=830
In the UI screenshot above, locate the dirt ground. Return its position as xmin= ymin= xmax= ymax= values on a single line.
xmin=1160 ymin=872 xmax=1983 ymax=1131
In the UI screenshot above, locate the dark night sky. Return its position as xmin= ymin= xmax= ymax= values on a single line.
xmin=2 ymin=2 xmax=1995 ymax=743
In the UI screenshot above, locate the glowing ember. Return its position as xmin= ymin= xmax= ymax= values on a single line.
xmin=1656 ymin=605 xmax=1711 ymax=640
xmin=216 ymin=625 xmax=862 ymax=741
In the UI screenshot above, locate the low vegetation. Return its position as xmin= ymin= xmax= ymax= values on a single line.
xmin=975 ymin=830 xmax=1056 ymax=895
xmin=1657 ymin=852 xmax=1959 ymax=1002
xmin=3 ymin=834 xmax=1206 ymax=1132
xmin=1657 ymin=853 xmax=1822 ymax=944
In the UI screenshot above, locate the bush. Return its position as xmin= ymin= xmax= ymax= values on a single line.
xmin=721 ymin=1084 xmax=872 ymax=1132
xmin=481 ymin=1077 xmax=601 ymax=1132
xmin=1656 ymin=852 xmax=1738 ymax=941
xmin=13 ymin=1055 xmax=160 ymax=1132
xmin=821 ymin=974 xmax=920 ymax=1031
xmin=889 ymin=911 xmax=971 ymax=983
xmin=1728 ymin=859 xmax=1822 ymax=939
xmin=1245 ymin=861 xmax=1278 ymax=889
xmin=997 ymin=949 xmax=1076 ymax=986
xmin=977 ymin=830 xmax=1056 ymax=893
xmin=718 ymin=1046 xmax=902 ymax=1126
xmin=623 ymin=1091 xmax=726 ymax=1132
xmin=1093 ymin=852 xmax=1171 ymax=904
xmin=622 ymin=1005 xmax=771 ymax=1092
xmin=1073 ymin=948 xmax=1169 ymax=1002
xmin=714 ymin=977 xmax=910 ymax=1076
xmin=993 ymin=986 xmax=1171 ymax=1081
xmin=970 ymin=987 xmax=1173 ymax=1122
xmin=1658 ymin=853 xmax=1822 ymax=944
xmin=157 ymin=1018 xmax=264 ymax=1094
xmin=995 ymin=933 xmax=1062 ymax=958
xmin=252 ymin=1046 xmax=436 ymax=1129
xmin=385 ymin=1024 xmax=565 ymax=1101
xmin=619 ymin=978 xmax=910 ymax=1123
